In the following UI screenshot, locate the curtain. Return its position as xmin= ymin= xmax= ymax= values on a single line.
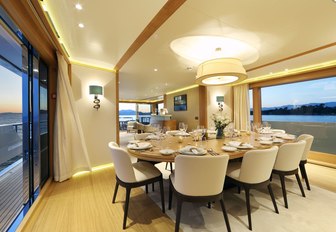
xmin=233 ymin=84 xmax=250 ymax=131
xmin=54 ymin=52 xmax=91 ymax=182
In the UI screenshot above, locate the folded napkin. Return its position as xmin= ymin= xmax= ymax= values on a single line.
xmin=127 ymin=142 xmax=151 ymax=149
xmin=241 ymin=143 xmax=254 ymax=148
xmin=258 ymin=137 xmax=273 ymax=141
xmin=175 ymin=132 xmax=190 ymax=136
xmin=146 ymin=134 xmax=160 ymax=140
xmin=228 ymin=141 xmax=242 ymax=147
xmin=179 ymin=146 xmax=205 ymax=155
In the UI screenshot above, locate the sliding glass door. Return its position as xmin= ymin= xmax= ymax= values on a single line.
xmin=0 ymin=7 xmax=49 ymax=231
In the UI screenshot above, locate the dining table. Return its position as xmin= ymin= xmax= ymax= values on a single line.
xmin=127 ymin=132 xmax=295 ymax=163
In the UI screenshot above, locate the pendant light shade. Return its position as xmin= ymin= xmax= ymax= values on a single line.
xmin=196 ymin=58 xmax=247 ymax=85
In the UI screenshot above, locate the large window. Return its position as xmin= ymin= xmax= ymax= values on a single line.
xmin=260 ymin=77 xmax=336 ymax=154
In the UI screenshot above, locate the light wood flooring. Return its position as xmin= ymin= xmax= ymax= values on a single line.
xmin=19 ymin=163 xmax=336 ymax=232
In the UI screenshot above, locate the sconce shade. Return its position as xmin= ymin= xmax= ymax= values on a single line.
xmin=196 ymin=58 xmax=247 ymax=85
xmin=216 ymin=96 xmax=224 ymax=102
xmin=89 ymin=85 xmax=103 ymax=95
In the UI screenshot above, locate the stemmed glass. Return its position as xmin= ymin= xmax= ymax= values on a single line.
xmin=179 ymin=122 xmax=185 ymax=132
xmin=197 ymin=125 xmax=206 ymax=148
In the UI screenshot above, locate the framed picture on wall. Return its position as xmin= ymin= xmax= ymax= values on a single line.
xmin=174 ymin=94 xmax=187 ymax=111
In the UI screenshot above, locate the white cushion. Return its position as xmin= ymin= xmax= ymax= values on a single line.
xmin=133 ymin=162 xmax=162 ymax=182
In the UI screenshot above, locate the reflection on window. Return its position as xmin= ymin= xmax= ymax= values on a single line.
xmin=261 ymin=76 xmax=336 ymax=155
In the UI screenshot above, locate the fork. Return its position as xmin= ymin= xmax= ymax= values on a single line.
xmin=207 ymin=148 xmax=217 ymax=156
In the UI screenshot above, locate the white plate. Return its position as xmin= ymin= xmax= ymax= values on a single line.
xmin=179 ymin=147 xmax=206 ymax=156
xmin=259 ymin=137 xmax=273 ymax=141
xmin=260 ymin=140 xmax=273 ymax=145
xmin=128 ymin=140 xmax=141 ymax=144
xmin=127 ymin=142 xmax=152 ymax=150
xmin=221 ymin=146 xmax=238 ymax=152
xmin=237 ymin=143 xmax=254 ymax=149
xmin=160 ymin=149 xmax=175 ymax=155
xmin=273 ymin=138 xmax=284 ymax=143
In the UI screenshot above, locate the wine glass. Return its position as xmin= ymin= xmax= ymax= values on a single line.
xmin=178 ymin=122 xmax=185 ymax=132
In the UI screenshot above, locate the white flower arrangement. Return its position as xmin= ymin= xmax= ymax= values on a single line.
xmin=211 ymin=113 xmax=231 ymax=130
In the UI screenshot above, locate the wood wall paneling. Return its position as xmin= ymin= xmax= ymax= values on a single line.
xmin=252 ymin=87 xmax=261 ymax=123
xmin=198 ymin=86 xmax=207 ymax=126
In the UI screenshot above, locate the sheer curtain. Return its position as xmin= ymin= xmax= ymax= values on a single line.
xmin=233 ymin=84 xmax=250 ymax=131
xmin=54 ymin=52 xmax=91 ymax=182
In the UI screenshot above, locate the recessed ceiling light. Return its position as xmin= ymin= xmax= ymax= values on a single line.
xmin=154 ymin=68 xmax=158 ymax=72
xmin=78 ymin=23 xmax=84 ymax=28
xmin=75 ymin=3 xmax=83 ymax=10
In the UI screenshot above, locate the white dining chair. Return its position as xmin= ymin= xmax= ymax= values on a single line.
xmin=108 ymin=142 xmax=165 ymax=229
xmin=168 ymin=155 xmax=231 ymax=232
xmin=226 ymin=146 xmax=279 ymax=231
xmin=297 ymin=134 xmax=314 ymax=190
xmin=272 ymin=140 xmax=306 ymax=209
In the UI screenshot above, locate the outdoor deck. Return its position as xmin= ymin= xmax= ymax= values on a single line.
xmin=0 ymin=160 xmax=26 ymax=231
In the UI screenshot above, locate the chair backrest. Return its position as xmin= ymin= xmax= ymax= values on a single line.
xmin=108 ymin=142 xmax=136 ymax=183
xmin=273 ymin=140 xmax=306 ymax=172
xmin=174 ymin=154 xmax=229 ymax=196
xmin=239 ymin=146 xmax=278 ymax=184
xmin=297 ymin=134 xmax=314 ymax=161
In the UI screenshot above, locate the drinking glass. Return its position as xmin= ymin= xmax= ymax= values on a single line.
xmin=178 ymin=122 xmax=185 ymax=132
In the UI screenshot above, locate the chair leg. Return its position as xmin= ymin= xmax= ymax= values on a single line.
xmin=295 ymin=173 xmax=306 ymax=198
xmin=270 ymin=173 xmax=273 ymax=182
xmin=169 ymin=181 xmax=173 ymax=210
xmin=145 ymin=184 xmax=148 ymax=194
xmin=220 ymin=198 xmax=231 ymax=232
xmin=267 ymin=183 xmax=279 ymax=214
xmin=152 ymin=182 xmax=155 ymax=192
xmin=123 ymin=188 xmax=131 ymax=229
xmin=175 ymin=198 xmax=183 ymax=232
xmin=299 ymin=163 xmax=311 ymax=190
xmin=279 ymin=174 xmax=288 ymax=209
xmin=159 ymin=179 xmax=165 ymax=213
xmin=112 ymin=182 xmax=119 ymax=203
xmin=237 ymin=186 xmax=241 ymax=194
xmin=170 ymin=162 xmax=173 ymax=172
xmin=165 ymin=162 xmax=169 ymax=170
xmin=244 ymin=187 xmax=252 ymax=231
xmin=207 ymin=202 xmax=211 ymax=208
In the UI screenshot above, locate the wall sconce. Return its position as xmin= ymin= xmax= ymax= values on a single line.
xmin=216 ymin=96 xmax=224 ymax=112
xmin=89 ymin=85 xmax=103 ymax=110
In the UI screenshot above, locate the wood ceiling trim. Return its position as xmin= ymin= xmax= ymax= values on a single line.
xmin=247 ymin=42 xmax=336 ymax=72
xmin=114 ymin=0 xmax=187 ymax=71
xmin=29 ymin=0 xmax=70 ymax=64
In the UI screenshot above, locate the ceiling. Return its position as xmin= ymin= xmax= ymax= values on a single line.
xmin=43 ymin=0 xmax=336 ymax=100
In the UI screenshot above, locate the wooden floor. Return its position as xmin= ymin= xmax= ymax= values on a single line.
xmin=20 ymin=163 xmax=336 ymax=232
xmin=20 ymin=166 xmax=175 ymax=232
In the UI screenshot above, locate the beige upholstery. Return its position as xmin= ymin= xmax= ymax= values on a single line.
xmin=273 ymin=140 xmax=306 ymax=172
xmin=226 ymin=146 xmax=279 ymax=230
xmin=227 ymin=146 xmax=279 ymax=184
xmin=169 ymin=154 xmax=231 ymax=232
xmin=108 ymin=142 xmax=161 ymax=183
xmin=108 ymin=141 xmax=165 ymax=229
xmin=297 ymin=134 xmax=314 ymax=161
xmin=133 ymin=122 xmax=157 ymax=133
xmin=127 ymin=121 xmax=137 ymax=133
xmin=172 ymin=155 xmax=229 ymax=196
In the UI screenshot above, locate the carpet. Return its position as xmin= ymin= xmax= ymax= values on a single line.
xmin=148 ymin=163 xmax=336 ymax=232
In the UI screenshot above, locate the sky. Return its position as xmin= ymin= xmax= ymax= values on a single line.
xmin=119 ymin=103 xmax=151 ymax=113
xmin=251 ymin=77 xmax=336 ymax=108
xmin=0 ymin=65 xmax=22 ymax=113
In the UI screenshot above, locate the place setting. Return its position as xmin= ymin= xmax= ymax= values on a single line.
xmin=222 ymin=140 xmax=254 ymax=152
xmin=127 ymin=141 xmax=153 ymax=150
xmin=178 ymin=145 xmax=207 ymax=156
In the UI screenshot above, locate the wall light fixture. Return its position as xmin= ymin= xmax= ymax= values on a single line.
xmin=216 ymin=96 xmax=224 ymax=112
xmin=89 ymin=85 xmax=103 ymax=110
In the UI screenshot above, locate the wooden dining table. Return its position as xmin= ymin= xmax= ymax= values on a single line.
xmin=127 ymin=133 xmax=292 ymax=163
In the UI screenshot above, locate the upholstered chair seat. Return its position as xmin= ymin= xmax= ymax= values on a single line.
xmin=226 ymin=146 xmax=279 ymax=231
xmin=108 ymin=142 xmax=165 ymax=229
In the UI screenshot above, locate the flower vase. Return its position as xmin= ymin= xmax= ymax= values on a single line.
xmin=216 ymin=128 xmax=224 ymax=139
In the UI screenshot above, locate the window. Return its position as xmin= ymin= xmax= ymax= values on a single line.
xmin=261 ymin=77 xmax=336 ymax=155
